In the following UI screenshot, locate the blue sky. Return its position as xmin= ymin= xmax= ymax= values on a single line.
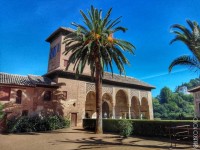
xmin=0 ymin=0 xmax=200 ymax=96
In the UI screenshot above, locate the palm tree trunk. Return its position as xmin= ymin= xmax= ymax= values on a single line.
xmin=95 ymin=63 xmax=103 ymax=134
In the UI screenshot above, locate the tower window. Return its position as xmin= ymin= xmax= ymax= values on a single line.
xmin=16 ymin=90 xmax=22 ymax=104
xmin=49 ymin=43 xmax=60 ymax=59
xmin=43 ymin=91 xmax=52 ymax=101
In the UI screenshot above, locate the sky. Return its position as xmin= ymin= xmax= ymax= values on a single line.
xmin=0 ymin=0 xmax=200 ymax=96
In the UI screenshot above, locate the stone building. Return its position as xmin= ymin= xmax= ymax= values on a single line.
xmin=0 ymin=27 xmax=155 ymax=126
xmin=188 ymin=86 xmax=200 ymax=118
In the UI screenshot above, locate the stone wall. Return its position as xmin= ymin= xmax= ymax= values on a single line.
xmin=0 ymin=85 xmax=57 ymax=119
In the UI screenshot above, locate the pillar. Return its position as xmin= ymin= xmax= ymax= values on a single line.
xmin=128 ymin=106 xmax=131 ymax=119
xmin=112 ymin=106 xmax=115 ymax=119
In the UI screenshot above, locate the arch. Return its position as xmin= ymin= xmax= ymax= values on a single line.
xmin=130 ymin=96 xmax=140 ymax=119
xmin=102 ymin=93 xmax=113 ymax=118
xmin=102 ymin=101 xmax=109 ymax=118
xmin=140 ymin=97 xmax=150 ymax=119
xmin=85 ymin=91 xmax=96 ymax=118
xmin=16 ymin=90 xmax=22 ymax=104
xmin=115 ymin=89 xmax=128 ymax=119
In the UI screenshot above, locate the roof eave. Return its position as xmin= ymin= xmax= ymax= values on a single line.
xmin=44 ymin=70 xmax=156 ymax=90
xmin=188 ymin=86 xmax=200 ymax=92
xmin=45 ymin=27 xmax=74 ymax=43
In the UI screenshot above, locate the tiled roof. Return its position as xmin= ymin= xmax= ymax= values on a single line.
xmin=0 ymin=73 xmax=57 ymax=87
xmin=103 ymin=72 xmax=155 ymax=89
xmin=45 ymin=69 xmax=155 ymax=89
xmin=46 ymin=27 xmax=74 ymax=42
xmin=28 ymin=75 xmax=56 ymax=86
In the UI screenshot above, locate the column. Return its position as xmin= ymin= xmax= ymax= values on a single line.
xmin=112 ymin=106 xmax=115 ymax=119
xmin=128 ymin=106 xmax=131 ymax=119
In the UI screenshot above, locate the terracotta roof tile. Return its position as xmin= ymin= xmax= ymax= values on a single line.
xmin=103 ymin=72 xmax=155 ymax=88
xmin=0 ymin=73 xmax=56 ymax=87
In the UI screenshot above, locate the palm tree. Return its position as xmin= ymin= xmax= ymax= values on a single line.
xmin=169 ymin=19 xmax=200 ymax=72
xmin=63 ymin=6 xmax=135 ymax=134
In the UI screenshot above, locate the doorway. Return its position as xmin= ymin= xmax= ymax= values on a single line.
xmin=71 ymin=113 xmax=77 ymax=127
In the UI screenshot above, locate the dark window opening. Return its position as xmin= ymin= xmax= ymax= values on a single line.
xmin=22 ymin=110 xmax=28 ymax=116
xmin=44 ymin=91 xmax=52 ymax=101
xmin=16 ymin=90 xmax=22 ymax=104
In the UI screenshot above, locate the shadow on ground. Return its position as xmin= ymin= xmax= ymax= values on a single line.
xmin=49 ymin=130 xmax=192 ymax=150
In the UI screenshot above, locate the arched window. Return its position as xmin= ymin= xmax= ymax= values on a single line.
xmin=16 ymin=90 xmax=22 ymax=104
xmin=43 ymin=91 xmax=52 ymax=101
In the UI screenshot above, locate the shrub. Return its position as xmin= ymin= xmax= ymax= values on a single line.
xmin=83 ymin=119 xmax=200 ymax=138
xmin=117 ymin=120 xmax=133 ymax=138
xmin=7 ymin=115 xmax=70 ymax=133
xmin=0 ymin=103 xmax=4 ymax=120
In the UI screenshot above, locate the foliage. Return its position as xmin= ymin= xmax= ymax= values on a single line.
xmin=63 ymin=5 xmax=135 ymax=77
xmin=169 ymin=19 xmax=200 ymax=72
xmin=0 ymin=103 xmax=4 ymax=120
xmin=159 ymin=86 xmax=173 ymax=103
xmin=117 ymin=120 xmax=133 ymax=138
xmin=83 ymin=119 xmax=199 ymax=138
xmin=7 ymin=115 xmax=70 ymax=133
xmin=63 ymin=5 xmax=135 ymax=134
xmin=153 ymin=86 xmax=194 ymax=120
xmin=175 ymin=78 xmax=200 ymax=91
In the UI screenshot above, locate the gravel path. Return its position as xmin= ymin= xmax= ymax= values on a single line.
xmin=0 ymin=127 xmax=195 ymax=150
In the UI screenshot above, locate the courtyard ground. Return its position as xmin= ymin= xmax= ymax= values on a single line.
xmin=0 ymin=127 xmax=195 ymax=150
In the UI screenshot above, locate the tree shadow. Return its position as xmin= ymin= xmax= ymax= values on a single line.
xmin=50 ymin=135 xmax=192 ymax=150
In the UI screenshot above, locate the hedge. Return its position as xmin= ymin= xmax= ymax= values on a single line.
xmin=7 ymin=115 xmax=70 ymax=133
xmin=83 ymin=119 xmax=200 ymax=137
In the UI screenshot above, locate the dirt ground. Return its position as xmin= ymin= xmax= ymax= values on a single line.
xmin=0 ymin=127 xmax=196 ymax=150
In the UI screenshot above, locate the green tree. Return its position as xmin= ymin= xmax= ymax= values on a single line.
xmin=0 ymin=103 xmax=4 ymax=120
xmin=169 ymin=20 xmax=200 ymax=72
xmin=159 ymin=87 xmax=172 ymax=103
xmin=63 ymin=6 xmax=135 ymax=134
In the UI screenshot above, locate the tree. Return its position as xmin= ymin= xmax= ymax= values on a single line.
xmin=159 ymin=87 xmax=172 ymax=103
xmin=0 ymin=103 xmax=3 ymax=119
xmin=63 ymin=6 xmax=135 ymax=134
xmin=169 ymin=20 xmax=200 ymax=72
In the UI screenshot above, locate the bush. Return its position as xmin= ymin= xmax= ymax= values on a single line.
xmin=7 ymin=115 xmax=70 ymax=133
xmin=117 ymin=120 xmax=133 ymax=138
xmin=83 ymin=119 xmax=133 ymax=137
xmin=83 ymin=119 xmax=200 ymax=137
xmin=0 ymin=103 xmax=4 ymax=120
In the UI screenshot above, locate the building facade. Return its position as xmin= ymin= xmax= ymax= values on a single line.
xmin=188 ymin=86 xmax=200 ymax=117
xmin=0 ymin=27 xmax=155 ymax=126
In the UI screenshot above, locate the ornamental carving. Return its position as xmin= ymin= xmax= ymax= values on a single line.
xmin=130 ymin=89 xmax=139 ymax=98
xmin=86 ymin=83 xmax=95 ymax=93
xmin=140 ymin=91 xmax=148 ymax=99
xmin=102 ymin=86 xmax=113 ymax=95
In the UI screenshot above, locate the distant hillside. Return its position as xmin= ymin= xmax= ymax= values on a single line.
xmin=153 ymin=86 xmax=194 ymax=120
xmin=175 ymin=78 xmax=200 ymax=92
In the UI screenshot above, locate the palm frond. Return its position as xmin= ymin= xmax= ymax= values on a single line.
xmin=63 ymin=5 xmax=135 ymax=77
xmin=169 ymin=55 xmax=200 ymax=72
